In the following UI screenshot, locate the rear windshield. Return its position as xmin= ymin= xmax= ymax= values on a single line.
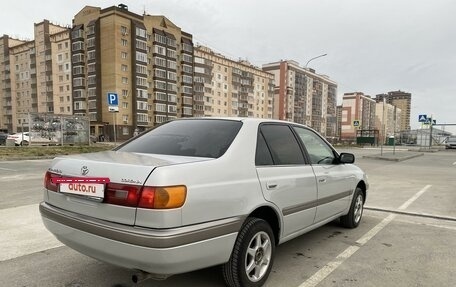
xmin=117 ymin=120 xmax=242 ymax=158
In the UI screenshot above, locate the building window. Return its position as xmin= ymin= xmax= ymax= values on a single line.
xmin=182 ymin=54 xmax=192 ymax=63
xmin=183 ymin=75 xmax=193 ymax=84
xmin=87 ymin=38 xmax=95 ymax=48
xmin=182 ymin=43 xmax=193 ymax=53
xmin=137 ymin=89 xmax=148 ymax=99
xmin=155 ymin=103 xmax=166 ymax=112
xmin=136 ymin=64 xmax=147 ymax=74
xmin=121 ymin=39 xmax=128 ymax=46
xmin=155 ymin=115 xmax=167 ymax=123
xmin=72 ymin=41 xmax=84 ymax=51
xmin=136 ymin=51 xmax=147 ymax=63
xmin=121 ymin=26 xmax=128 ymax=35
xmin=167 ymin=49 xmax=176 ymax=58
xmin=183 ymin=107 xmax=192 ymax=115
xmin=183 ymin=65 xmax=193 ymax=73
xmin=121 ymin=52 xmax=127 ymax=59
xmin=154 ymin=57 xmax=166 ymax=67
xmin=136 ymin=39 xmax=147 ymax=50
xmin=136 ymin=27 xmax=146 ymax=38
xmin=137 ymin=113 xmax=148 ymax=123
xmin=87 ymin=51 xmax=95 ymax=61
xmin=154 ymin=80 xmax=167 ymax=90
xmin=182 ymin=86 xmax=192 ymax=94
xmin=154 ymin=33 xmax=167 ymax=44
xmin=154 ymin=69 xmax=166 ymax=78
xmin=155 ymin=92 xmax=167 ymax=101
xmin=154 ymin=45 xmax=166 ymax=55
xmin=122 ymin=77 xmax=128 ymax=84
xmin=167 ymin=71 xmax=176 ymax=81
xmin=167 ymin=38 xmax=176 ymax=47
xmin=167 ymin=60 xmax=176 ymax=70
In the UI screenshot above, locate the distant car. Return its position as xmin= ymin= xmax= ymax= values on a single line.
xmin=40 ymin=118 xmax=368 ymax=286
xmin=7 ymin=132 xmax=57 ymax=146
xmin=445 ymin=136 xmax=456 ymax=149
xmin=0 ymin=132 xmax=8 ymax=145
xmin=7 ymin=132 xmax=30 ymax=146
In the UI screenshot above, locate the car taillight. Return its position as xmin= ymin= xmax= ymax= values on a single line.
xmin=105 ymin=184 xmax=187 ymax=209
xmin=44 ymin=171 xmax=60 ymax=192
xmin=105 ymin=183 xmax=142 ymax=207
xmin=138 ymin=185 xmax=187 ymax=209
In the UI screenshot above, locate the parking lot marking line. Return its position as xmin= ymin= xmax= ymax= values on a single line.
xmin=0 ymin=167 xmax=17 ymax=171
xmin=397 ymin=185 xmax=431 ymax=210
xmin=453 ymin=162 xmax=456 ymax=166
xmin=297 ymin=185 xmax=432 ymax=287
xmin=0 ymin=204 xmax=63 ymax=261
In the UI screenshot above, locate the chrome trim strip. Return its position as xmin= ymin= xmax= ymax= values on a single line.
xmin=40 ymin=202 xmax=244 ymax=248
xmin=282 ymin=189 xmax=353 ymax=216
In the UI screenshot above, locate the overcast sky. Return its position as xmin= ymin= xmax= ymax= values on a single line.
xmin=1 ymin=0 xmax=455 ymax=131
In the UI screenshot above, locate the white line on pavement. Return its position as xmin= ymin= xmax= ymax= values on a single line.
xmin=0 ymin=174 xmax=43 ymax=182
xmin=0 ymin=204 xmax=63 ymax=261
xmin=0 ymin=167 xmax=17 ymax=171
xmin=298 ymin=184 xmax=432 ymax=287
xmin=453 ymin=162 xmax=456 ymax=166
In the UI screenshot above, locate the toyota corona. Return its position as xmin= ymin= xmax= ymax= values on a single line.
xmin=40 ymin=117 xmax=368 ymax=287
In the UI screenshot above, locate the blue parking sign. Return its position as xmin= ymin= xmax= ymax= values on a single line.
xmin=107 ymin=93 xmax=118 ymax=106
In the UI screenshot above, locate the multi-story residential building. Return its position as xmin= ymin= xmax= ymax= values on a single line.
xmin=0 ymin=20 xmax=70 ymax=133
xmin=336 ymin=105 xmax=343 ymax=139
xmin=71 ymin=4 xmax=194 ymax=140
xmin=375 ymin=90 xmax=411 ymax=131
xmin=262 ymin=60 xmax=338 ymax=137
xmin=375 ymin=101 xmax=402 ymax=144
xmin=340 ymin=92 xmax=376 ymax=140
xmin=194 ymin=46 xmax=274 ymax=118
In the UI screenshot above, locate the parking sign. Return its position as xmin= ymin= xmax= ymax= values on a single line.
xmin=107 ymin=93 xmax=119 ymax=112
xmin=107 ymin=93 xmax=118 ymax=106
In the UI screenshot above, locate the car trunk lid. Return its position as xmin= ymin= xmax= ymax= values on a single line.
xmin=45 ymin=151 xmax=209 ymax=225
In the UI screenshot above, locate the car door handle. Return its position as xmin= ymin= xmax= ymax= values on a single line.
xmin=266 ymin=183 xmax=278 ymax=190
xmin=318 ymin=178 xmax=327 ymax=183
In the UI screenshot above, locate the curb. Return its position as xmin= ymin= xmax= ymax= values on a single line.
xmin=362 ymin=152 xmax=424 ymax=162
xmin=365 ymin=206 xmax=456 ymax=222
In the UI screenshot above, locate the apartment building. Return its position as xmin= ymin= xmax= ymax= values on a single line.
xmin=0 ymin=21 xmax=70 ymax=133
xmin=375 ymin=101 xmax=402 ymax=144
xmin=376 ymin=90 xmax=411 ymax=131
xmin=262 ymin=60 xmax=337 ymax=137
xmin=340 ymin=92 xmax=376 ymax=140
xmin=71 ymin=4 xmax=194 ymax=140
xmin=194 ymin=46 xmax=274 ymax=118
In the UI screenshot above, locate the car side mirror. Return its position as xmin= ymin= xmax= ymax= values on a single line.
xmin=339 ymin=153 xmax=355 ymax=164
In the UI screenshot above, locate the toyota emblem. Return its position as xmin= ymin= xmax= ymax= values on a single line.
xmin=81 ymin=166 xmax=89 ymax=176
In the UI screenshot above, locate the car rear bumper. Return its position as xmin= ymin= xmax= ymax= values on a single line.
xmin=40 ymin=202 xmax=241 ymax=275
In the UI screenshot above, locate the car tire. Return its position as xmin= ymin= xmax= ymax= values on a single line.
xmin=222 ymin=217 xmax=275 ymax=287
xmin=340 ymin=187 xmax=364 ymax=228
xmin=20 ymin=140 xmax=29 ymax=146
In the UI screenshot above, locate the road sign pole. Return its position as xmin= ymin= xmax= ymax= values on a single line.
xmin=113 ymin=112 xmax=117 ymax=147
xmin=429 ymin=115 xmax=433 ymax=150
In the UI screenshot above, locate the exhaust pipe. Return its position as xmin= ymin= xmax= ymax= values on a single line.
xmin=131 ymin=270 xmax=169 ymax=284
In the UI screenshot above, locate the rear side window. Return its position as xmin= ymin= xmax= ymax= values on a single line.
xmin=260 ymin=124 xmax=305 ymax=165
xmin=117 ymin=120 xmax=242 ymax=158
xmin=255 ymin=132 xmax=274 ymax=166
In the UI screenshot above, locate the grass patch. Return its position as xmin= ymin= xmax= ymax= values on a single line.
xmin=0 ymin=144 xmax=113 ymax=160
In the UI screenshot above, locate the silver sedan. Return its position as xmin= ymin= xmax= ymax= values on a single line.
xmin=40 ymin=118 xmax=368 ymax=287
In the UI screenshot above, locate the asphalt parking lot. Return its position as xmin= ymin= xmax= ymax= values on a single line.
xmin=0 ymin=148 xmax=455 ymax=287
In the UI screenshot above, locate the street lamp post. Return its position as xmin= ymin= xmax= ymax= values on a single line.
xmin=305 ymin=53 xmax=328 ymax=68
